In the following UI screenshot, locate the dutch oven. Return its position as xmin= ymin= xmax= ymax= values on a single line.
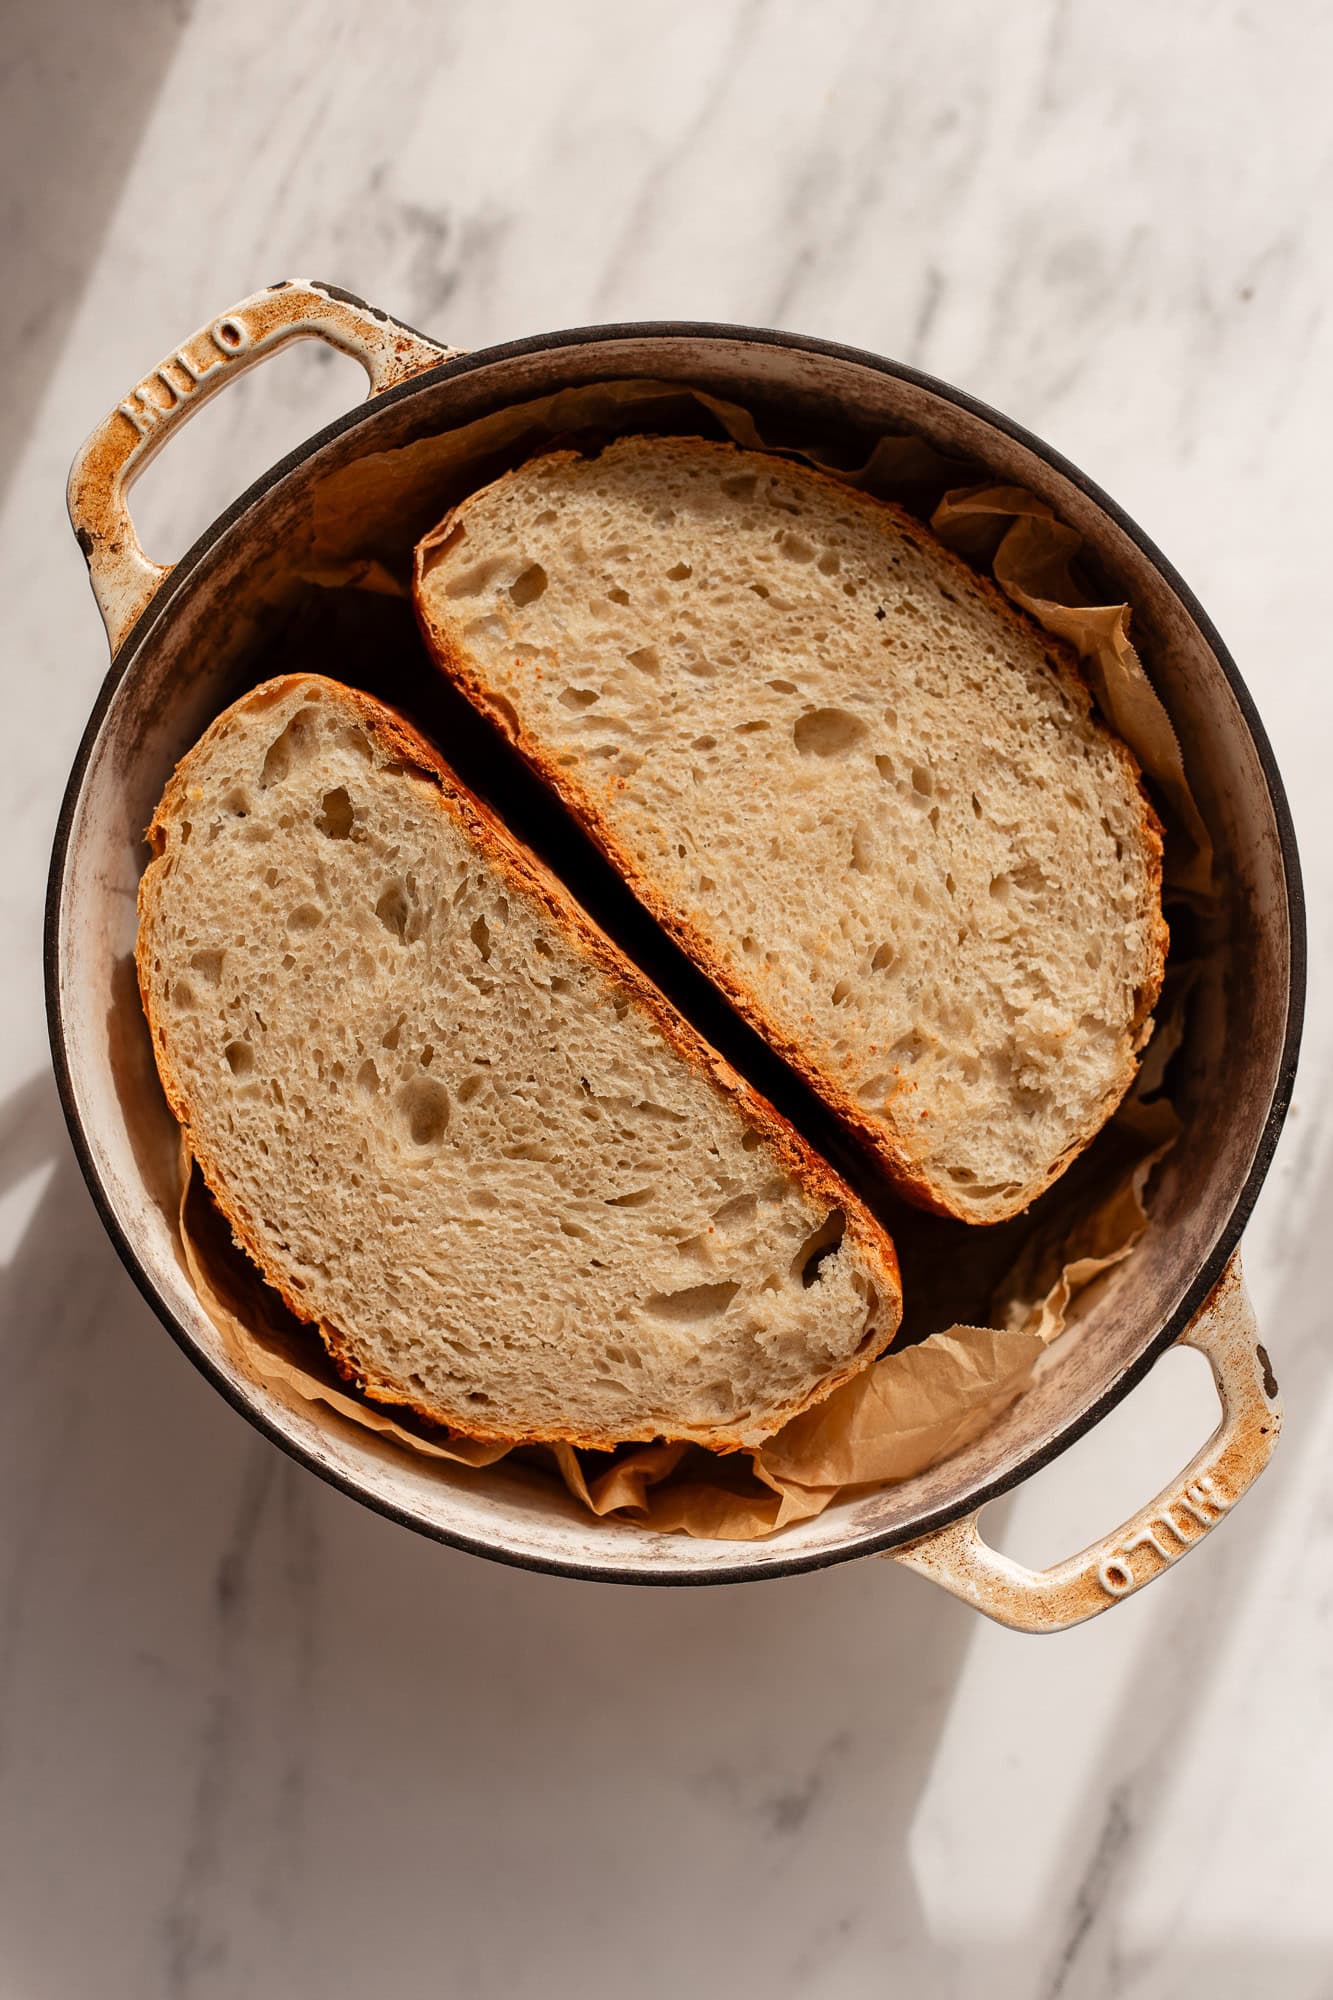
xmin=48 ymin=282 xmax=1303 ymax=1628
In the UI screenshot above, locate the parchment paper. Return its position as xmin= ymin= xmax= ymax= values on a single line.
xmin=175 ymin=378 xmax=1206 ymax=1539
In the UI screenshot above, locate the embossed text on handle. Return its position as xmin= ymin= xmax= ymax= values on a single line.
xmin=1096 ymin=1473 xmax=1231 ymax=1597
xmin=117 ymin=315 xmax=252 ymax=441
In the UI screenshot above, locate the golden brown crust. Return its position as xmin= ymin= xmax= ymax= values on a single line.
xmin=138 ymin=672 xmax=902 ymax=1453
xmin=414 ymin=438 xmax=1170 ymax=1225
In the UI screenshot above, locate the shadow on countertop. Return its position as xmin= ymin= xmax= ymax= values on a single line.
xmin=0 ymin=1069 xmax=1327 ymax=1999
xmin=0 ymin=0 xmax=189 ymax=503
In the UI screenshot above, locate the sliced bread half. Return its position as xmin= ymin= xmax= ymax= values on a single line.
xmin=415 ymin=437 xmax=1167 ymax=1224
xmin=137 ymin=673 xmax=901 ymax=1449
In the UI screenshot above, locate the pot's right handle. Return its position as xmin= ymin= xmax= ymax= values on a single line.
xmin=890 ymin=1252 xmax=1280 ymax=1632
xmin=67 ymin=280 xmax=457 ymax=654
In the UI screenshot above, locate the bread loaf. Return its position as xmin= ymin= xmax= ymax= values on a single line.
xmin=416 ymin=437 xmax=1167 ymax=1223
xmin=137 ymin=673 xmax=901 ymax=1448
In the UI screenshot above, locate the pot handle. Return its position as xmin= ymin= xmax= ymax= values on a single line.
xmin=889 ymin=1251 xmax=1280 ymax=1632
xmin=66 ymin=280 xmax=455 ymax=653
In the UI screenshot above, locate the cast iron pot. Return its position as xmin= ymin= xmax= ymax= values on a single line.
xmin=48 ymin=282 xmax=1304 ymax=1630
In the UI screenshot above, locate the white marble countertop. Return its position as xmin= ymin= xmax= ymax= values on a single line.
xmin=3 ymin=3 xmax=1331 ymax=1994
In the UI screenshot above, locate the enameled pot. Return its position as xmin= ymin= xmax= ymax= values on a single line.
xmin=48 ymin=282 xmax=1304 ymax=1629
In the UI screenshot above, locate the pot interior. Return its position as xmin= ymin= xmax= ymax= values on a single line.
xmin=51 ymin=329 xmax=1298 ymax=1581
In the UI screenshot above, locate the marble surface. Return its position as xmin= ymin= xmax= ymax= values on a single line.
xmin=3 ymin=2 xmax=1331 ymax=1993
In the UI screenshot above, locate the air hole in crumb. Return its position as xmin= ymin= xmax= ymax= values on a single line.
xmin=190 ymin=949 xmax=224 ymax=986
xmin=795 ymin=1211 xmax=846 ymax=1287
xmin=871 ymin=941 xmax=896 ymax=972
xmin=224 ymin=1040 xmax=253 ymax=1076
xmin=666 ymin=561 xmax=692 ymax=582
xmin=509 ymin=562 xmax=547 ymax=606
xmin=356 ymin=1059 xmax=380 ymax=1096
xmin=457 ymin=1073 xmax=485 ymax=1103
xmin=442 ymin=555 xmax=510 ymax=599
xmin=972 ymin=792 xmax=984 ymax=818
xmin=559 ymin=686 xmax=599 ymax=709
xmin=767 ymin=678 xmax=797 ymax=694
xmin=463 ymin=609 xmax=507 ymax=643
xmin=287 ymin=903 xmax=323 ymax=933
xmin=398 ymin=1076 xmax=450 ymax=1148
xmin=851 ymin=821 xmax=874 ymax=874
xmin=633 ymin=1098 xmax=688 ymax=1124
xmin=643 ymin=1281 xmax=741 ymax=1323
xmin=375 ymin=882 xmax=410 ymax=938
xmin=606 ymin=1186 xmax=655 ymax=1208
xmin=831 ymin=979 xmax=853 ymax=1006
xmin=912 ymin=764 xmax=933 ymax=796
xmin=741 ymin=1128 xmax=763 ymax=1151
xmin=794 ymin=707 xmax=868 ymax=758
xmin=470 ymin=914 xmax=493 ymax=962
xmin=260 ymin=708 xmax=317 ymax=789
xmin=875 ymin=754 xmax=895 ymax=783
xmin=626 ymin=645 xmax=660 ymax=676
xmin=721 ymin=472 xmax=757 ymax=499
xmin=990 ymin=875 xmax=1011 ymax=904
xmin=316 ymin=786 xmax=354 ymax=838
xmin=817 ymin=550 xmax=840 ymax=575
xmin=749 ymin=581 xmax=770 ymax=599
xmin=607 ymin=585 xmax=631 ymax=606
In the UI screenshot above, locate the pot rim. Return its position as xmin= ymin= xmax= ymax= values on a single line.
xmin=44 ymin=318 xmax=1308 ymax=1585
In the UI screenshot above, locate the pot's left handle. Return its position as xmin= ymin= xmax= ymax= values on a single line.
xmin=67 ymin=280 xmax=457 ymax=653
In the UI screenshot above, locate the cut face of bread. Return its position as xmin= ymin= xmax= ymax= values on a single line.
xmin=137 ymin=675 xmax=900 ymax=1449
xmin=416 ymin=437 xmax=1167 ymax=1223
